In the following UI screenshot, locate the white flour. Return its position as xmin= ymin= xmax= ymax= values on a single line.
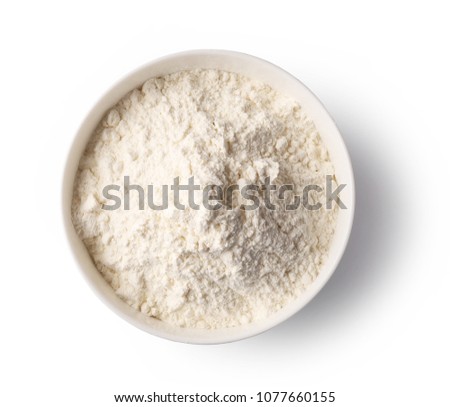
xmin=72 ymin=69 xmax=338 ymax=329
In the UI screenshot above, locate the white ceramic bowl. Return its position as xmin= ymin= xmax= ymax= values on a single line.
xmin=62 ymin=50 xmax=355 ymax=344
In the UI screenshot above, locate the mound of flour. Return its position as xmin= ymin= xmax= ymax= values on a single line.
xmin=71 ymin=69 xmax=338 ymax=329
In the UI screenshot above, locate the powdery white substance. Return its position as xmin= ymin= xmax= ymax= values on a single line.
xmin=72 ymin=69 xmax=338 ymax=329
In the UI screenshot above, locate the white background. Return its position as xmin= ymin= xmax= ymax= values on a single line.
xmin=1 ymin=1 xmax=449 ymax=406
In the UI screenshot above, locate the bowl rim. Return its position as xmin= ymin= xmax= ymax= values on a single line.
xmin=62 ymin=49 xmax=355 ymax=344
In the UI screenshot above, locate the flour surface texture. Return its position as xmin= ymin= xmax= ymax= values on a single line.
xmin=72 ymin=69 xmax=338 ymax=329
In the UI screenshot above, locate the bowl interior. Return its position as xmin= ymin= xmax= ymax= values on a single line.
xmin=62 ymin=50 xmax=354 ymax=344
